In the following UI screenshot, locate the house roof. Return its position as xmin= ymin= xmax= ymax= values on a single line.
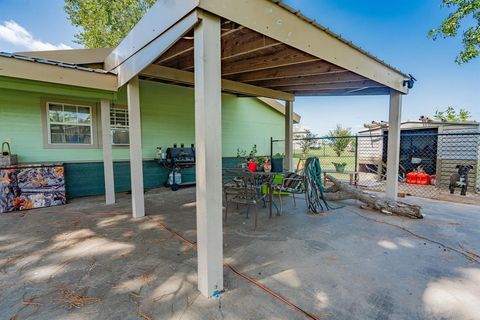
xmin=15 ymin=48 xmax=113 ymax=65
xmin=0 ymin=52 xmax=109 ymax=74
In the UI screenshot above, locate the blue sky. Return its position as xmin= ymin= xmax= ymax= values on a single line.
xmin=1 ymin=0 xmax=479 ymax=135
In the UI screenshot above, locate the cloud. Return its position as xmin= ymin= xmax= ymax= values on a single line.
xmin=0 ymin=20 xmax=72 ymax=51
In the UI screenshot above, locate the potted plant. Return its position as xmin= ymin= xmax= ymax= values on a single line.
xmin=263 ymin=158 xmax=272 ymax=173
xmin=246 ymin=145 xmax=258 ymax=172
xmin=271 ymin=153 xmax=284 ymax=172
xmin=332 ymin=162 xmax=347 ymax=173
xmin=236 ymin=148 xmax=248 ymax=168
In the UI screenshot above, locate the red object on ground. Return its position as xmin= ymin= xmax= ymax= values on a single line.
xmin=417 ymin=172 xmax=430 ymax=185
xmin=247 ymin=161 xmax=257 ymax=172
xmin=406 ymin=172 xmax=418 ymax=184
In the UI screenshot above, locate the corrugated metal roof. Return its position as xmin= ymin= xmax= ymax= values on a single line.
xmin=0 ymin=52 xmax=111 ymax=74
xmin=268 ymin=0 xmax=410 ymax=78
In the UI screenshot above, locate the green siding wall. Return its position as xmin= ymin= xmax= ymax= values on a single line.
xmin=1 ymin=78 xmax=284 ymax=162
xmin=0 ymin=77 xmax=285 ymax=198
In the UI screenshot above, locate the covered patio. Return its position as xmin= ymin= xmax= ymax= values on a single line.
xmin=97 ymin=0 xmax=412 ymax=298
xmin=1 ymin=188 xmax=479 ymax=319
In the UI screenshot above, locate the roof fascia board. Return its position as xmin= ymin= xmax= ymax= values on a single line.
xmin=258 ymin=97 xmax=301 ymax=122
xmin=198 ymin=0 xmax=409 ymax=93
xmin=0 ymin=56 xmax=117 ymax=91
xmin=104 ymin=0 xmax=199 ymax=71
xmin=141 ymin=64 xmax=294 ymax=101
xmin=17 ymin=48 xmax=113 ymax=65
xmin=116 ymin=11 xmax=199 ymax=88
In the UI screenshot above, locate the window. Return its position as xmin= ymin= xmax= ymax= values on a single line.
xmin=47 ymin=102 xmax=93 ymax=145
xmin=110 ymin=107 xmax=129 ymax=145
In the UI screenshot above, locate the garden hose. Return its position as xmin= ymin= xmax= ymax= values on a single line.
xmin=304 ymin=157 xmax=338 ymax=213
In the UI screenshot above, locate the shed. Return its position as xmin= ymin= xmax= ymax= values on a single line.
xmin=358 ymin=121 xmax=480 ymax=192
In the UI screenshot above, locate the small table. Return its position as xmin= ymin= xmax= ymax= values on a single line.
xmin=323 ymin=169 xmax=359 ymax=186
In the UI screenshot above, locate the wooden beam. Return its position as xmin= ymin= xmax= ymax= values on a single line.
xmin=292 ymin=87 xmax=391 ymax=96
xmin=0 ymin=56 xmax=117 ymax=91
xmin=116 ymin=11 xmax=199 ymax=87
xmin=100 ymin=99 xmax=115 ymax=205
xmin=226 ymin=60 xmax=346 ymax=82
xmin=270 ymin=80 xmax=382 ymax=92
xmin=127 ymin=76 xmax=145 ymax=218
xmin=386 ymin=90 xmax=402 ymax=199
xmin=198 ymin=0 xmax=409 ymax=93
xmin=105 ymin=0 xmax=199 ymax=70
xmin=249 ymin=72 xmax=367 ymax=88
xmin=141 ymin=64 xmax=294 ymax=101
xmin=222 ymin=45 xmax=319 ymax=76
xmin=194 ymin=10 xmax=224 ymax=298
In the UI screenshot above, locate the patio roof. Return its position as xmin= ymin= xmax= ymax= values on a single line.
xmin=105 ymin=0 xmax=412 ymax=97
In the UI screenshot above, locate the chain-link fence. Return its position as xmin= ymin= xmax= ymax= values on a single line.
xmin=271 ymin=132 xmax=480 ymax=202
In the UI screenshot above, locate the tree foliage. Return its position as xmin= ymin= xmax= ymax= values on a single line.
xmin=295 ymin=130 xmax=318 ymax=158
xmin=64 ymin=0 xmax=156 ymax=48
xmin=327 ymin=125 xmax=354 ymax=157
xmin=433 ymin=106 xmax=472 ymax=122
xmin=429 ymin=0 xmax=480 ymax=64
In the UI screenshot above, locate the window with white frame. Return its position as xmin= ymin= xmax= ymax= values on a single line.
xmin=47 ymin=102 xmax=93 ymax=144
xmin=110 ymin=107 xmax=129 ymax=145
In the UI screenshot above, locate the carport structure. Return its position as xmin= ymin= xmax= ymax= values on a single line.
xmin=102 ymin=0 xmax=412 ymax=297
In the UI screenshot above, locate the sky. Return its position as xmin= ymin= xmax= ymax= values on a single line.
xmin=0 ymin=0 xmax=479 ymax=135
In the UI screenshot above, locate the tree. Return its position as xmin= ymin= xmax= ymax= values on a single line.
xmin=64 ymin=0 xmax=156 ymax=48
xmin=433 ymin=106 xmax=472 ymax=122
xmin=296 ymin=130 xmax=318 ymax=158
xmin=429 ymin=0 xmax=480 ymax=64
xmin=327 ymin=125 xmax=354 ymax=157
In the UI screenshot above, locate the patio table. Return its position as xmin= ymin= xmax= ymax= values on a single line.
xmin=223 ymin=169 xmax=283 ymax=218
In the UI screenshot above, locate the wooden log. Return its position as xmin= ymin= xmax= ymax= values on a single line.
xmin=324 ymin=174 xmax=423 ymax=219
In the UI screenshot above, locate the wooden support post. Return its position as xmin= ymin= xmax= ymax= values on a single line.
xmin=127 ymin=76 xmax=145 ymax=218
xmin=194 ymin=11 xmax=223 ymax=297
xmin=285 ymin=100 xmax=294 ymax=171
xmin=386 ymin=90 xmax=402 ymax=200
xmin=100 ymin=99 xmax=115 ymax=205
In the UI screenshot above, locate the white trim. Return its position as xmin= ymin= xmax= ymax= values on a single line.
xmin=110 ymin=106 xmax=130 ymax=146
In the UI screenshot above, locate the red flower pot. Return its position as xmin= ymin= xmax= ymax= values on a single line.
xmin=247 ymin=161 xmax=257 ymax=172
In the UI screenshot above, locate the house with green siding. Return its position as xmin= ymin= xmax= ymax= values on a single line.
xmin=0 ymin=51 xmax=299 ymax=199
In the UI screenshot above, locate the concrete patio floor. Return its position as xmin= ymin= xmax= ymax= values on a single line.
xmin=1 ymin=188 xmax=479 ymax=320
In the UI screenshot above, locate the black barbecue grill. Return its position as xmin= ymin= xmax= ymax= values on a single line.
xmin=158 ymin=144 xmax=196 ymax=191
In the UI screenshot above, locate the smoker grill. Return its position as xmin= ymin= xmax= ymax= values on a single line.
xmin=158 ymin=144 xmax=196 ymax=191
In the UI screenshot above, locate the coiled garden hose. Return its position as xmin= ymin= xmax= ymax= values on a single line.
xmin=304 ymin=157 xmax=337 ymax=213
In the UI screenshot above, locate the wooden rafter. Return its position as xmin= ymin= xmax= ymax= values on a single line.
xmin=249 ymin=72 xmax=367 ymax=88
xmin=293 ymin=87 xmax=391 ymax=96
xmin=226 ymin=60 xmax=346 ymax=82
xmin=222 ymin=45 xmax=319 ymax=76
xmin=157 ymin=27 xmax=282 ymax=71
xmin=269 ymin=80 xmax=382 ymax=92
xmin=141 ymin=64 xmax=294 ymax=101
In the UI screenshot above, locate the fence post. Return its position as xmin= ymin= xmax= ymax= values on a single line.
xmin=270 ymin=137 xmax=273 ymax=160
xmin=354 ymin=134 xmax=359 ymax=172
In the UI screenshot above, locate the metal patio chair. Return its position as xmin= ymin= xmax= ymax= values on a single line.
xmin=222 ymin=168 xmax=268 ymax=230
xmin=271 ymin=172 xmax=305 ymax=214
